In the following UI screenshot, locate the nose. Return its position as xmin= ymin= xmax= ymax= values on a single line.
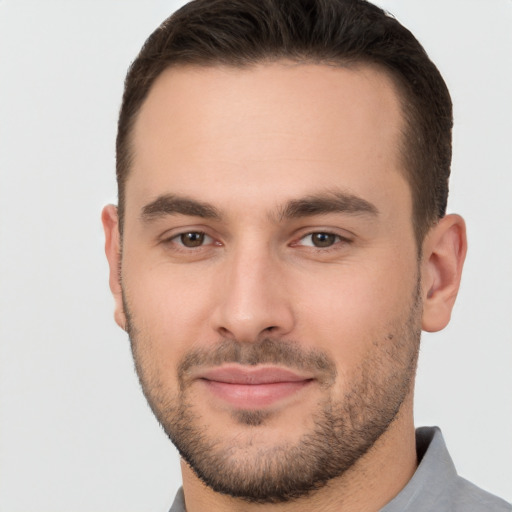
xmin=211 ymin=245 xmax=295 ymax=343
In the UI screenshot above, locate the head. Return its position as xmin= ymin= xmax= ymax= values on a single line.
xmin=103 ymin=0 xmax=466 ymax=505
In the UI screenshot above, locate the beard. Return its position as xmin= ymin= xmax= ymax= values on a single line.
xmin=124 ymin=283 xmax=422 ymax=504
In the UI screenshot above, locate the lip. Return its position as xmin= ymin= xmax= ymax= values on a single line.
xmin=196 ymin=365 xmax=314 ymax=409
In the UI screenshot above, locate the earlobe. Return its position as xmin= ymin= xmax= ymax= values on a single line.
xmin=101 ymin=205 xmax=127 ymax=331
xmin=421 ymin=214 xmax=467 ymax=332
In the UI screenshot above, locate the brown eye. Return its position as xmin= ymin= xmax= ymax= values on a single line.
xmin=309 ymin=232 xmax=338 ymax=247
xmin=179 ymin=232 xmax=206 ymax=247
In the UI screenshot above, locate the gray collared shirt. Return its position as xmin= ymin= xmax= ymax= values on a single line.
xmin=169 ymin=426 xmax=511 ymax=511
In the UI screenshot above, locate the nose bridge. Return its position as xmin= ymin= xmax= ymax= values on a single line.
xmin=213 ymin=238 xmax=294 ymax=342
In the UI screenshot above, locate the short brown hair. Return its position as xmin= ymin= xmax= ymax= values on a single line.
xmin=116 ymin=0 xmax=452 ymax=245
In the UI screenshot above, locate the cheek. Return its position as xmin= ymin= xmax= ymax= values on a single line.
xmin=294 ymin=255 xmax=418 ymax=367
xmin=122 ymin=259 xmax=216 ymax=365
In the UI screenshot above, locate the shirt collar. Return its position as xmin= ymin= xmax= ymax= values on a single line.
xmin=380 ymin=426 xmax=457 ymax=512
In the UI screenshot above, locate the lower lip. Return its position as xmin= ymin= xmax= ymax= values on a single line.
xmin=201 ymin=379 xmax=312 ymax=409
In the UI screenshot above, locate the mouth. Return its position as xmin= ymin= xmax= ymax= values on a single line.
xmin=195 ymin=365 xmax=315 ymax=409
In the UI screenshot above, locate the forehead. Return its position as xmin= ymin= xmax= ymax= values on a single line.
xmin=127 ymin=62 xmax=410 ymax=220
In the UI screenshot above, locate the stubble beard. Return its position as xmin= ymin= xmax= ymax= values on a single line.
xmin=124 ymin=284 xmax=422 ymax=504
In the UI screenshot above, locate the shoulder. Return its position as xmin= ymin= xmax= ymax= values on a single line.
xmin=445 ymin=476 xmax=512 ymax=512
xmin=418 ymin=427 xmax=511 ymax=512
xmin=417 ymin=426 xmax=511 ymax=512
xmin=381 ymin=427 xmax=511 ymax=512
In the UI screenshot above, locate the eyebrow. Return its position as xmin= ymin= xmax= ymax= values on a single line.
xmin=141 ymin=194 xmax=222 ymax=222
xmin=140 ymin=190 xmax=379 ymax=224
xmin=277 ymin=191 xmax=379 ymax=220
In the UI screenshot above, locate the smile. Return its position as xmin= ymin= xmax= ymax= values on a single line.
xmin=196 ymin=365 xmax=315 ymax=409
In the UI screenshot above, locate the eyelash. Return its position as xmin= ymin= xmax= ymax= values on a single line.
xmin=163 ymin=230 xmax=351 ymax=252
xmin=294 ymin=232 xmax=349 ymax=249
xmin=165 ymin=231 xmax=216 ymax=249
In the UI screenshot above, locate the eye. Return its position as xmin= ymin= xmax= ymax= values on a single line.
xmin=298 ymin=232 xmax=343 ymax=248
xmin=173 ymin=231 xmax=213 ymax=248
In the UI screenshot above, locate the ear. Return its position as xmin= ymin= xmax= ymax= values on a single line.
xmin=101 ymin=205 xmax=127 ymax=331
xmin=420 ymin=214 xmax=467 ymax=332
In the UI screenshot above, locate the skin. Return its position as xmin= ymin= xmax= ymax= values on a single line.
xmin=103 ymin=62 xmax=467 ymax=511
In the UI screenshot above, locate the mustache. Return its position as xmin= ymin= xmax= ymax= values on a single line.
xmin=177 ymin=338 xmax=337 ymax=387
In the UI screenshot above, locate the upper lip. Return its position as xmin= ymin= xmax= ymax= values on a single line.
xmin=195 ymin=365 xmax=314 ymax=385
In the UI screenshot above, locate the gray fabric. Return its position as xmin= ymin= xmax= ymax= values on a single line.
xmin=169 ymin=426 xmax=511 ymax=511
xmin=169 ymin=487 xmax=186 ymax=512
xmin=380 ymin=427 xmax=511 ymax=512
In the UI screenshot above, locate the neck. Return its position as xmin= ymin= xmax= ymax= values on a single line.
xmin=180 ymin=398 xmax=417 ymax=512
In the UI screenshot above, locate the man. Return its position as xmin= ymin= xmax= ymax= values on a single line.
xmin=102 ymin=0 xmax=511 ymax=510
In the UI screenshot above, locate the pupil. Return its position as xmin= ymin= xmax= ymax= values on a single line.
xmin=313 ymin=233 xmax=335 ymax=247
xmin=181 ymin=232 xmax=204 ymax=247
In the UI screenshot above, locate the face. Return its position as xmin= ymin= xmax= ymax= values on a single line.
xmin=113 ymin=63 xmax=424 ymax=502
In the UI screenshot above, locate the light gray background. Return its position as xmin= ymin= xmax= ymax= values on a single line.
xmin=0 ymin=1 xmax=511 ymax=511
